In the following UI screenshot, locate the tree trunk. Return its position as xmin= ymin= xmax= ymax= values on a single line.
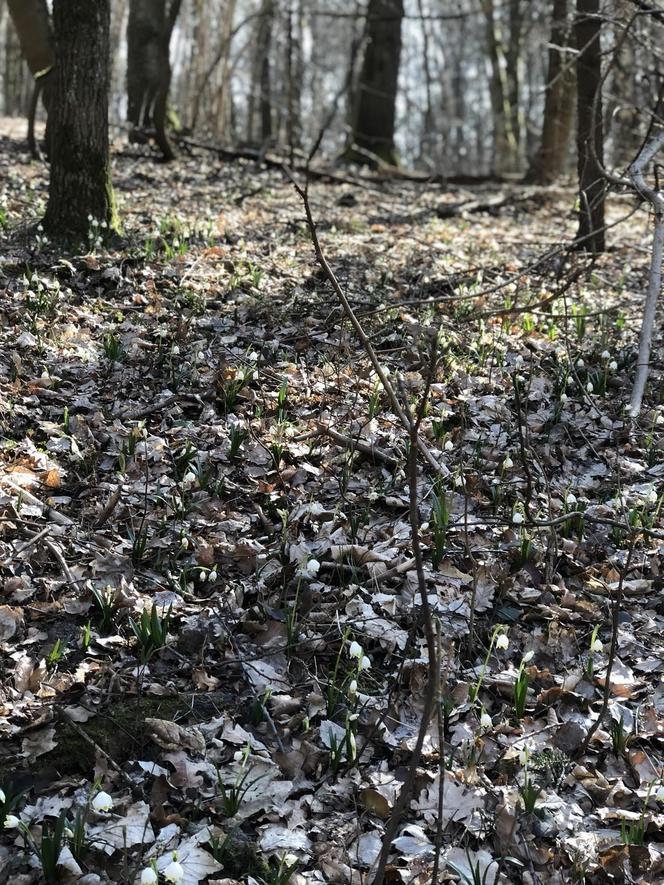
xmin=525 ymin=0 xmax=575 ymax=183
xmin=127 ymin=0 xmax=181 ymax=161
xmin=483 ymin=0 xmax=521 ymax=175
xmin=574 ymin=0 xmax=605 ymax=252
xmin=247 ymin=0 xmax=275 ymax=145
xmin=7 ymin=0 xmax=55 ymax=157
xmin=43 ymin=0 xmax=117 ymax=238
xmin=4 ymin=7 xmax=31 ymax=116
xmin=346 ymin=0 xmax=404 ymax=167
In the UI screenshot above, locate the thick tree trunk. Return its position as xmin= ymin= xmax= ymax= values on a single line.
xmin=127 ymin=0 xmax=181 ymax=161
xmin=525 ymin=0 xmax=575 ymax=183
xmin=43 ymin=0 xmax=117 ymax=238
xmin=574 ymin=0 xmax=605 ymax=252
xmin=346 ymin=0 xmax=404 ymax=167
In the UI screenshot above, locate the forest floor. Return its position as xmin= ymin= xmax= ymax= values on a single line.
xmin=1 ymin=125 xmax=664 ymax=885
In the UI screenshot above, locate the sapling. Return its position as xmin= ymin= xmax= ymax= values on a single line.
xmin=469 ymin=625 xmax=508 ymax=703
xmin=585 ymin=625 xmax=603 ymax=677
xmin=513 ymin=654 xmax=532 ymax=719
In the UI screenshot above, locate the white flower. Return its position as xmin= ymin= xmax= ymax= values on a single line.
xmin=141 ymin=869 xmax=158 ymax=885
xmin=576 ymin=358 xmax=584 ymax=368
xmin=560 ymin=392 xmax=568 ymax=403
xmin=591 ymin=638 xmax=603 ymax=654
xmin=648 ymin=489 xmax=658 ymax=505
xmin=601 ymin=350 xmax=611 ymax=361
xmin=522 ymin=650 xmax=535 ymax=663
xmin=566 ymin=492 xmax=577 ymax=506
xmin=209 ymin=570 xmax=218 ymax=583
xmin=655 ymin=785 xmax=664 ymax=803
xmin=609 ymin=360 xmax=618 ymax=372
xmin=514 ymin=355 xmax=524 ymax=368
xmin=64 ymin=827 xmax=74 ymax=839
xmin=495 ymin=633 xmax=509 ymax=651
xmin=164 ymin=859 xmax=184 ymax=883
xmin=302 ymin=558 xmax=320 ymax=578
xmin=172 ymin=345 xmax=180 ymax=355
xmin=512 ymin=510 xmax=524 ymax=525
xmin=0 ymin=788 xmax=4 ymax=804
xmin=518 ymin=746 xmax=529 ymax=766
xmin=480 ymin=711 xmax=492 ymax=729
xmin=444 ymin=439 xmax=454 ymax=452
xmin=454 ymin=475 xmax=464 ymax=488
xmin=586 ymin=381 xmax=594 ymax=393
xmin=348 ymin=679 xmax=358 ymax=696
xmin=349 ymin=641 xmax=363 ymax=659
xmin=3 ymin=814 xmax=19 ymax=829
xmin=180 ymin=537 xmax=189 ymax=549
xmin=503 ymin=455 xmax=514 ymax=469
xmin=360 ymin=655 xmax=371 ymax=671
xmin=182 ymin=470 xmax=197 ymax=487
xmin=200 ymin=570 xmax=208 ymax=582
xmin=91 ymin=791 xmax=113 ymax=812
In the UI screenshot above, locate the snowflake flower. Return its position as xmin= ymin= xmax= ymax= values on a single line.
xmin=480 ymin=711 xmax=492 ymax=729
xmin=512 ymin=510 xmax=524 ymax=525
xmin=591 ymin=638 xmax=603 ymax=654
xmin=349 ymin=641 xmax=363 ymax=659
xmin=141 ymin=868 xmax=158 ymax=885
xmin=91 ymin=791 xmax=113 ymax=812
xmin=609 ymin=360 xmax=618 ymax=372
xmin=586 ymin=381 xmax=594 ymax=393
xmin=164 ymin=858 xmax=184 ymax=884
xmin=3 ymin=815 xmax=19 ymax=829
xmin=301 ymin=558 xmax=320 ymax=579
xmin=360 ymin=655 xmax=371 ymax=671
xmin=496 ymin=633 xmax=509 ymax=651
xmin=502 ymin=454 xmax=514 ymax=469
xmin=522 ymin=650 xmax=534 ymax=663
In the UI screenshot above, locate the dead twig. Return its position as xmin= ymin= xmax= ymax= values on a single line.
xmin=317 ymin=423 xmax=400 ymax=468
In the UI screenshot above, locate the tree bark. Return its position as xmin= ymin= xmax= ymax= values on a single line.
xmin=525 ymin=0 xmax=575 ymax=183
xmin=574 ymin=0 xmax=605 ymax=252
xmin=7 ymin=0 xmax=55 ymax=157
xmin=127 ymin=0 xmax=181 ymax=161
xmin=247 ymin=0 xmax=275 ymax=145
xmin=483 ymin=0 xmax=521 ymax=175
xmin=346 ymin=0 xmax=404 ymax=167
xmin=43 ymin=0 xmax=117 ymax=238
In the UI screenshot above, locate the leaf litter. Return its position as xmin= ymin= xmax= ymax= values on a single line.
xmin=0 ymin=128 xmax=663 ymax=883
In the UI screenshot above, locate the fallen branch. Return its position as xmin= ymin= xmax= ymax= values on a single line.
xmin=317 ymin=423 xmax=400 ymax=469
xmin=0 ymin=478 xmax=73 ymax=527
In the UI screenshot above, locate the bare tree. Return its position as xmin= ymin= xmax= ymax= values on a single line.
xmin=127 ymin=0 xmax=182 ymax=161
xmin=483 ymin=0 xmax=523 ymax=175
xmin=43 ymin=0 xmax=117 ymax=237
xmin=247 ymin=0 xmax=276 ymax=146
xmin=346 ymin=0 xmax=404 ymax=167
xmin=574 ymin=0 xmax=605 ymax=252
xmin=525 ymin=0 xmax=575 ymax=183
